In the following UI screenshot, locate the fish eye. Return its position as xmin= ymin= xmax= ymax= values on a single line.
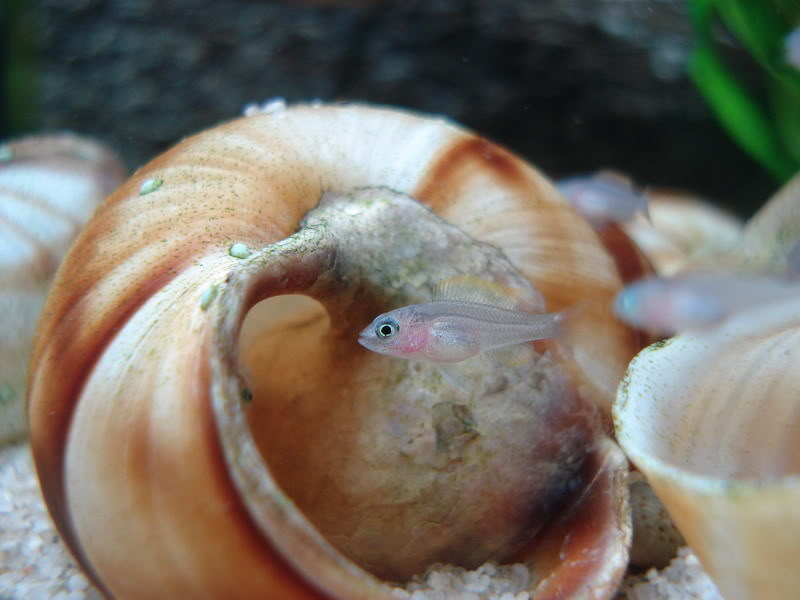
xmin=376 ymin=318 xmax=399 ymax=339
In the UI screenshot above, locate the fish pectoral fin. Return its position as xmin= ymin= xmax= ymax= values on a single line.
xmin=437 ymin=363 xmax=472 ymax=392
xmin=485 ymin=343 xmax=535 ymax=368
xmin=433 ymin=275 xmax=531 ymax=311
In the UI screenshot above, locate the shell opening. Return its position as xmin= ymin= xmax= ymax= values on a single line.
xmin=219 ymin=188 xmax=610 ymax=589
xmin=27 ymin=107 xmax=640 ymax=599
xmin=614 ymin=300 xmax=800 ymax=600
xmin=617 ymin=307 xmax=800 ymax=482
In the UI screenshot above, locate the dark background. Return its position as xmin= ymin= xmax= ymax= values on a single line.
xmin=1 ymin=0 xmax=779 ymax=216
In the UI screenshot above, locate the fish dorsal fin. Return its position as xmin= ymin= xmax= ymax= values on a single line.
xmin=594 ymin=169 xmax=633 ymax=188
xmin=433 ymin=275 xmax=524 ymax=310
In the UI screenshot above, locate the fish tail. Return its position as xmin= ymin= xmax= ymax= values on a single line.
xmin=553 ymin=302 xmax=588 ymax=339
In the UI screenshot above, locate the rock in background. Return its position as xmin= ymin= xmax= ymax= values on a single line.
xmin=30 ymin=0 xmax=775 ymax=216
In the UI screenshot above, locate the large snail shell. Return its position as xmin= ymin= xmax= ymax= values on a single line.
xmin=0 ymin=133 xmax=125 ymax=443
xmin=622 ymin=192 xmax=743 ymax=276
xmin=614 ymin=301 xmax=800 ymax=600
xmin=29 ymin=104 xmax=643 ymax=598
xmin=614 ymin=174 xmax=800 ymax=600
xmin=738 ymin=172 xmax=800 ymax=269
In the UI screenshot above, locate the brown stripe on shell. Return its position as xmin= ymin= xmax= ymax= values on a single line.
xmin=26 ymin=106 xmax=638 ymax=598
xmin=516 ymin=440 xmax=630 ymax=598
xmin=1 ymin=157 xmax=111 ymax=214
xmin=0 ymin=216 xmax=63 ymax=281
xmin=415 ymin=137 xmax=528 ymax=212
xmin=189 ymin=335 xmax=328 ymax=598
xmin=411 ymin=133 xmax=585 ymax=308
xmin=210 ymin=245 xmax=391 ymax=596
xmin=0 ymin=176 xmax=89 ymax=281
xmin=594 ymin=223 xmax=655 ymax=348
xmin=412 ymin=131 xmax=645 ymax=415
xmin=0 ymin=184 xmax=84 ymax=230
xmin=595 ymin=223 xmax=652 ymax=285
xmin=0 ymin=183 xmax=85 ymax=279
xmin=32 ymin=251 xmax=328 ymax=597
xmin=28 ymin=257 xmax=191 ymax=593
xmin=26 ymin=120 xmax=309 ymax=588
xmin=27 ymin=161 xmax=318 ymax=595
xmin=498 ymin=364 xmax=603 ymax=564
xmin=5 ymin=133 xmax=126 ymax=194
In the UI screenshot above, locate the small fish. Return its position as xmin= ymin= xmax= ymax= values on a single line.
xmin=785 ymin=27 xmax=800 ymax=70
xmin=558 ymin=170 xmax=650 ymax=229
xmin=614 ymin=272 xmax=798 ymax=334
xmin=788 ymin=240 xmax=800 ymax=275
xmin=358 ymin=276 xmax=572 ymax=389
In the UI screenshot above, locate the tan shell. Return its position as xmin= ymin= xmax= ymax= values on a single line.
xmin=622 ymin=192 xmax=743 ymax=276
xmin=628 ymin=471 xmax=685 ymax=569
xmin=0 ymin=133 xmax=125 ymax=443
xmin=737 ymin=172 xmax=800 ymax=269
xmin=615 ymin=174 xmax=800 ymax=600
xmin=29 ymin=104 xmax=644 ymax=598
xmin=614 ymin=301 xmax=800 ymax=600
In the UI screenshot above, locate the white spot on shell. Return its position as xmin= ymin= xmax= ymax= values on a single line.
xmin=242 ymin=97 xmax=287 ymax=117
xmin=66 ymin=573 xmax=89 ymax=591
xmin=0 ymin=383 xmax=16 ymax=404
xmin=139 ymin=178 xmax=163 ymax=196
xmin=200 ymin=285 xmax=218 ymax=310
xmin=343 ymin=204 xmax=364 ymax=216
xmin=229 ymin=243 xmax=252 ymax=259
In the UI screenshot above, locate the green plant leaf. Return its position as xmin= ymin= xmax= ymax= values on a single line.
xmin=716 ymin=0 xmax=800 ymax=93
xmin=688 ymin=0 xmax=715 ymax=41
xmin=770 ymin=75 xmax=800 ymax=164
xmin=689 ymin=41 xmax=796 ymax=180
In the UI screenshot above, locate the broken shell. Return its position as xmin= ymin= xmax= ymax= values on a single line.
xmin=738 ymin=172 xmax=800 ymax=269
xmin=0 ymin=133 xmax=125 ymax=443
xmin=614 ymin=295 xmax=800 ymax=600
xmin=622 ymin=192 xmax=743 ymax=276
xmin=29 ymin=104 xmax=643 ymax=598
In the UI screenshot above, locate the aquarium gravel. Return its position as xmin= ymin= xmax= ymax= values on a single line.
xmin=617 ymin=547 xmax=723 ymax=600
xmin=0 ymin=443 xmax=100 ymax=600
xmin=1 ymin=440 xmax=720 ymax=599
xmin=392 ymin=561 xmax=531 ymax=600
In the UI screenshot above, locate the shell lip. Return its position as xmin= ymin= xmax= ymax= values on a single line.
xmin=22 ymin=103 xmax=648 ymax=598
xmin=614 ymin=331 xmax=800 ymax=496
xmin=213 ymin=185 xmax=634 ymax=595
xmin=616 ymin=416 xmax=800 ymax=498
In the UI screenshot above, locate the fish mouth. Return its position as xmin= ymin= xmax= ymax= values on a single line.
xmin=357 ymin=329 xmax=375 ymax=350
xmin=357 ymin=331 xmax=389 ymax=355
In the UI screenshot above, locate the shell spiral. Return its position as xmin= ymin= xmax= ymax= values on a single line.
xmin=0 ymin=133 xmax=125 ymax=443
xmin=28 ymin=104 xmax=645 ymax=598
xmin=614 ymin=172 xmax=800 ymax=600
